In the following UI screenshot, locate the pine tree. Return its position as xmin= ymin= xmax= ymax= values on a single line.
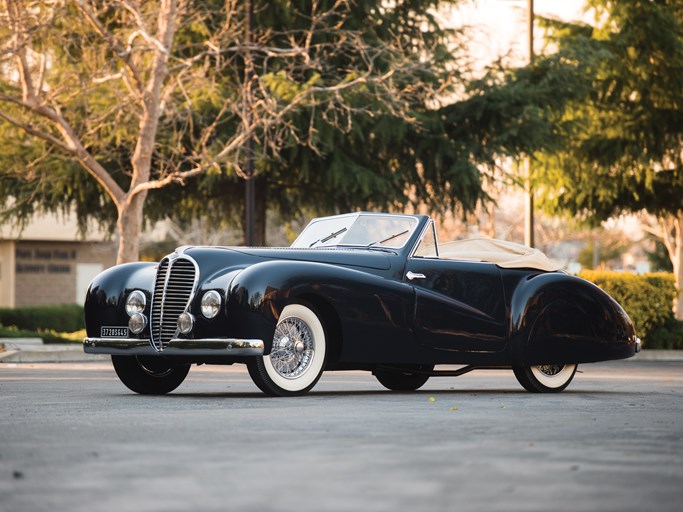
xmin=0 ymin=0 xmax=487 ymax=257
xmin=531 ymin=0 xmax=683 ymax=319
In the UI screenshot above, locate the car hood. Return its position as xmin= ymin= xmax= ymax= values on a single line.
xmin=182 ymin=246 xmax=393 ymax=273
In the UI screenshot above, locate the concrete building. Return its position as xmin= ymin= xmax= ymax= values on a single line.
xmin=0 ymin=213 xmax=116 ymax=308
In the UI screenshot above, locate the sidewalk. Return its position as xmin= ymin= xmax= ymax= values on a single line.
xmin=0 ymin=339 xmax=108 ymax=363
xmin=1 ymin=339 xmax=682 ymax=363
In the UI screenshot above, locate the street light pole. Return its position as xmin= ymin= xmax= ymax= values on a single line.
xmin=244 ymin=0 xmax=256 ymax=246
xmin=524 ymin=0 xmax=535 ymax=248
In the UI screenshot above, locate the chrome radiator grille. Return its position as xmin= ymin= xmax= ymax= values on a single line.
xmin=150 ymin=256 xmax=197 ymax=351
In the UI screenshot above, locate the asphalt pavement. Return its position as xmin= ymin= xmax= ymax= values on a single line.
xmin=1 ymin=359 xmax=682 ymax=512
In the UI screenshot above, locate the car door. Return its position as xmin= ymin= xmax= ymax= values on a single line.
xmin=404 ymin=257 xmax=508 ymax=353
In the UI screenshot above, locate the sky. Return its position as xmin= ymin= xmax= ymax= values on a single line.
xmin=450 ymin=1 xmax=647 ymax=245
xmin=448 ymin=0 xmax=589 ymax=67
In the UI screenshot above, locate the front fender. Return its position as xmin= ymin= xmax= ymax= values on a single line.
xmin=84 ymin=262 xmax=157 ymax=337
xmin=226 ymin=259 xmax=415 ymax=356
xmin=509 ymin=273 xmax=637 ymax=365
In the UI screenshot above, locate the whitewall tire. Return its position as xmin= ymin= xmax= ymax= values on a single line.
xmin=513 ymin=363 xmax=578 ymax=393
xmin=247 ymin=303 xmax=327 ymax=396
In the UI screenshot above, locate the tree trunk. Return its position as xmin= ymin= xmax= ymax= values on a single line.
xmin=657 ymin=213 xmax=683 ymax=321
xmin=242 ymin=176 xmax=267 ymax=246
xmin=674 ymin=215 xmax=683 ymax=321
xmin=114 ymin=0 xmax=177 ymax=264
xmin=116 ymin=191 xmax=148 ymax=264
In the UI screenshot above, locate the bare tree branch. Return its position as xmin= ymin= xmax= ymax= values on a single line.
xmin=73 ymin=0 xmax=144 ymax=92
xmin=1 ymin=0 xmax=456 ymax=261
xmin=0 ymin=108 xmax=72 ymax=152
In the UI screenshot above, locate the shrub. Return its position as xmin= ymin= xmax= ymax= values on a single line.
xmin=578 ymin=271 xmax=677 ymax=347
xmin=0 ymin=325 xmax=84 ymax=344
xmin=646 ymin=319 xmax=683 ymax=350
xmin=0 ymin=304 xmax=84 ymax=332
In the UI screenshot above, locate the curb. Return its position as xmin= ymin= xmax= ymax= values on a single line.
xmin=630 ymin=350 xmax=683 ymax=361
xmin=0 ymin=343 xmax=109 ymax=363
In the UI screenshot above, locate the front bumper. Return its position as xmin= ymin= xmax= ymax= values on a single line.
xmin=84 ymin=337 xmax=264 ymax=357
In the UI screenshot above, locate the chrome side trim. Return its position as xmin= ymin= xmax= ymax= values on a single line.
xmin=84 ymin=337 xmax=264 ymax=357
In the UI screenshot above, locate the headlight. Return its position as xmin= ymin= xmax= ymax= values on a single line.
xmin=125 ymin=290 xmax=146 ymax=316
xmin=177 ymin=312 xmax=195 ymax=334
xmin=201 ymin=290 xmax=222 ymax=319
xmin=128 ymin=313 xmax=147 ymax=334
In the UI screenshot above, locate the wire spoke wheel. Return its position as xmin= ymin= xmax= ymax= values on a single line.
xmin=269 ymin=317 xmax=315 ymax=379
xmin=247 ymin=303 xmax=326 ymax=396
xmin=513 ymin=363 xmax=578 ymax=393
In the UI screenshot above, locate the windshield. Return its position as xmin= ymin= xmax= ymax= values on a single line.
xmin=292 ymin=214 xmax=419 ymax=249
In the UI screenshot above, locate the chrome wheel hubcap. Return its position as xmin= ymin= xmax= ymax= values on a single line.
xmin=536 ymin=364 xmax=565 ymax=377
xmin=270 ymin=318 xmax=314 ymax=379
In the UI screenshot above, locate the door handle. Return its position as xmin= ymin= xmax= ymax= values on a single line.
xmin=406 ymin=271 xmax=426 ymax=280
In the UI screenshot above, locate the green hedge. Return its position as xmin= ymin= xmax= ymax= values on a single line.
xmin=578 ymin=271 xmax=678 ymax=348
xmin=647 ymin=318 xmax=683 ymax=350
xmin=0 ymin=304 xmax=84 ymax=332
xmin=0 ymin=325 xmax=85 ymax=344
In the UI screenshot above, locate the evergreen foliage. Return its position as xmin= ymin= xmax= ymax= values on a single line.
xmin=0 ymin=0 xmax=497 ymax=248
xmin=487 ymin=0 xmax=683 ymax=320
xmin=149 ymin=0 xmax=491 ymax=232
xmin=531 ymin=0 xmax=683 ymax=220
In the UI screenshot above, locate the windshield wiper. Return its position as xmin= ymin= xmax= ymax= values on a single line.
xmin=366 ymin=229 xmax=409 ymax=247
xmin=309 ymin=227 xmax=348 ymax=248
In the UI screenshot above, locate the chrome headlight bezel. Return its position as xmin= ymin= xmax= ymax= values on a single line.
xmin=200 ymin=290 xmax=222 ymax=319
xmin=128 ymin=312 xmax=147 ymax=334
xmin=125 ymin=290 xmax=147 ymax=317
xmin=177 ymin=312 xmax=195 ymax=334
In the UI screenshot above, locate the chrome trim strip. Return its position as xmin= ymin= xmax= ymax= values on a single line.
xmin=84 ymin=337 xmax=264 ymax=356
xmin=150 ymin=258 xmax=169 ymax=351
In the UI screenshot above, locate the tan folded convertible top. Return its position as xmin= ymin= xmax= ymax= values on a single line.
xmin=438 ymin=238 xmax=561 ymax=272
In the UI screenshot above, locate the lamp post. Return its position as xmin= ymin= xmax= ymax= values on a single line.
xmin=491 ymin=0 xmax=535 ymax=246
xmin=524 ymin=0 xmax=534 ymax=248
xmin=244 ymin=0 xmax=256 ymax=246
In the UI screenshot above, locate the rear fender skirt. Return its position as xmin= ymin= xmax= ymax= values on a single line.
xmin=509 ymin=273 xmax=637 ymax=365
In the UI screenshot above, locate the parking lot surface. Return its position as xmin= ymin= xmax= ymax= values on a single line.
xmin=1 ymin=360 xmax=682 ymax=511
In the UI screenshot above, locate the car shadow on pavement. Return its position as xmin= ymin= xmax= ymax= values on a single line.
xmin=124 ymin=388 xmax=645 ymax=399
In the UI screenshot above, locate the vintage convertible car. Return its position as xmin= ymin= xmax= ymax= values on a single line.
xmin=84 ymin=212 xmax=640 ymax=396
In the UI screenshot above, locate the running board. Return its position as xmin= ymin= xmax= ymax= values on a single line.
xmin=374 ymin=365 xmax=512 ymax=377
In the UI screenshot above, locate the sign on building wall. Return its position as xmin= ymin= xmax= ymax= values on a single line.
xmin=11 ymin=242 xmax=115 ymax=307
xmin=16 ymin=248 xmax=75 ymax=275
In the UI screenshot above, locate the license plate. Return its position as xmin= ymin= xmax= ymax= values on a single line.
xmin=101 ymin=326 xmax=129 ymax=338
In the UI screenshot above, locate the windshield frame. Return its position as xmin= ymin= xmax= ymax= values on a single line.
xmin=410 ymin=219 xmax=440 ymax=259
xmin=291 ymin=213 xmax=421 ymax=251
